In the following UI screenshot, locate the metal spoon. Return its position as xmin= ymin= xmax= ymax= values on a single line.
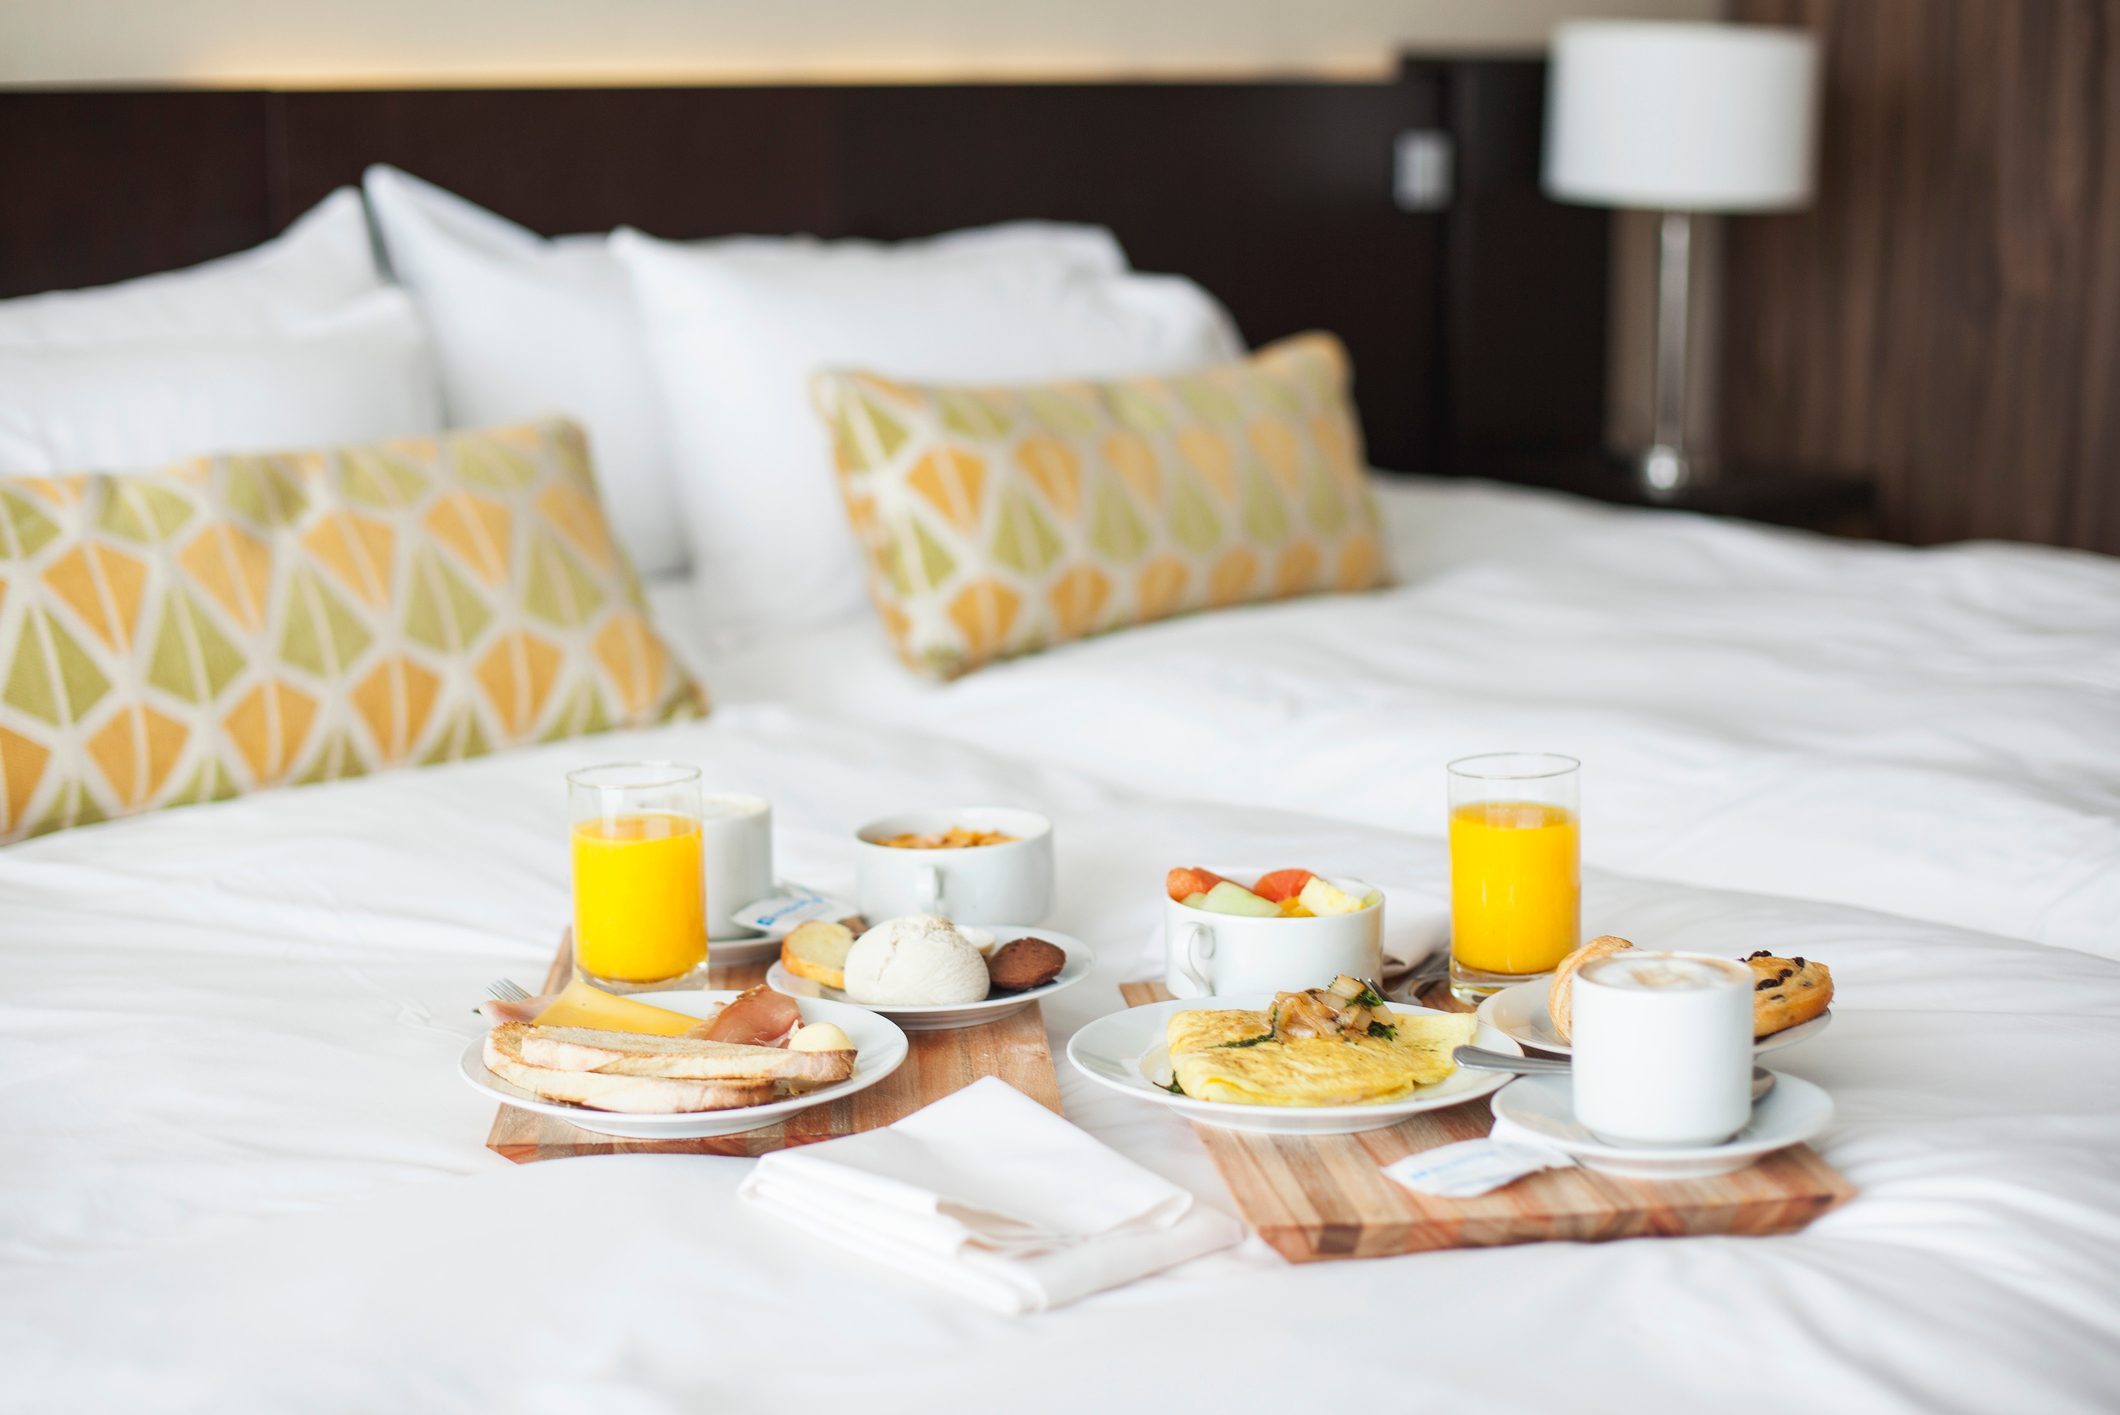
xmin=1454 ymin=1045 xmax=1777 ymax=1102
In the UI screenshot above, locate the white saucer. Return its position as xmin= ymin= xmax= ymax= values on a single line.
xmin=1066 ymin=993 xmax=1522 ymax=1136
xmin=766 ymin=926 xmax=1090 ymax=1032
xmin=706 ymin=930 xmax=778 ymax=964
xmin=1489 ymin=1071 xmax=1834 ymax=1178
xmin=460 ymin=989 xmax=908 ymax=1139
xmin=1477 ymin=978 xmax=1831 ymax=1057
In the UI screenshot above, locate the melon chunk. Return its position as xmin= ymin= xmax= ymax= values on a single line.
xmin=1197 ymin=880 xmax=1280 ymax=917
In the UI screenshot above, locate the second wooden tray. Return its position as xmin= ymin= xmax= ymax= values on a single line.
xmin=1120 ymin=980 xmax=1853 ymax=1262
xmin=484 ymin=935 xmax=1060 ymax=1161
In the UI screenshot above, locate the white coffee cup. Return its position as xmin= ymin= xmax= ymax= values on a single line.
xmin=1163 ymin=871 xmax=1386 ymax=998
xmin=701 ymin=793 xmax=774 ymax=941
xmin=855 ymin=807 xmax=1054 ymax=925
xmin=1570 ymin=950 xmax=1754 ymax=1148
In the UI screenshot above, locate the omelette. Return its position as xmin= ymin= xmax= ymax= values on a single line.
xmin=1167 ymin=1006 xmax=1479 ymax=1107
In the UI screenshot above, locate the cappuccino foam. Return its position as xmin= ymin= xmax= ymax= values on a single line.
xmin=1582 ymin=952 xmax=1746 ymax=992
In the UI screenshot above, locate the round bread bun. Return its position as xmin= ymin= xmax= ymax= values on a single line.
xmin=1547 ymin=935 xmax=1635 ymax=1043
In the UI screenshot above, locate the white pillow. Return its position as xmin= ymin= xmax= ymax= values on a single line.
xmin=0 ymin=290 xmax=443 ymax=474
xmin=361 ymin=164 xmax=1135 ymax=580
xmin=613 ymin=227 xmax=1245 ymax=635
xmin=0 ymin=189 xmax=382 ymax=346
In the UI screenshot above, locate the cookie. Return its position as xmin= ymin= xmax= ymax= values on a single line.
xmin=1547 ymin=935 xmax=1635 ymax=1043
xmin=986 ymin=937 xmax=1065 ymax=992
xmin=1742 ymin=952 xmax=1834 ymax=1036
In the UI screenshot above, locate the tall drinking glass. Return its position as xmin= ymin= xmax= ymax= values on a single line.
xmin=1448 ymin=753 xmax=1580 ymax=1002
xmin=569 ymin=762 xmax=708 ymax=990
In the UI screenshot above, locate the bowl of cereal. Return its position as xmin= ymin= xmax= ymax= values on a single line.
xmin=854 ymin=807 xmax=1054 ymax=925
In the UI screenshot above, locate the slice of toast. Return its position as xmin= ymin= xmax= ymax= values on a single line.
xmin=780 ymin=919 xmax=857 ymax=990
xmin=513 ymin=1022 xmax=855 ymax=1084
xmin=483 ymin=1025 xmax=778 ymax=1113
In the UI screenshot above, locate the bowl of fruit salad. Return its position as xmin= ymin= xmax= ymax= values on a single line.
xmin=1163 ymin=866 xmax=1385 ymax=998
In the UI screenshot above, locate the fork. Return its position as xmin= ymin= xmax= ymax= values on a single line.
xmin=485 ymin=978 xmax=532 ymax=1003
xmin=1388 ymin=952 xmax=1451 ymax=1001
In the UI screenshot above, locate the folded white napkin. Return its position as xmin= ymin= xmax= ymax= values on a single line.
xmin=1381 ymin=897 xmax=1449 ymax=976
xmin=737 ymin=1076 xmax=1243 ymax=1313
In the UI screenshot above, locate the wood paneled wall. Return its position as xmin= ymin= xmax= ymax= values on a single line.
xmin=1722 ymin=0 xmax=2120 ymax=554
xmin=0 ymin=65 xmax=1608 ymax=481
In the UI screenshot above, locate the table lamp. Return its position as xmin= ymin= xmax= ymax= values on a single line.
xmin=1544 ymin=21 xmax=1819 ymax=495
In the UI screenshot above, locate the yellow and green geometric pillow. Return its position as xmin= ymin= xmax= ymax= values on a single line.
xmin=815 ymin=332 xmax=1388 ymax=679
xmin=0 ymin=417 xmax=703 ymax=844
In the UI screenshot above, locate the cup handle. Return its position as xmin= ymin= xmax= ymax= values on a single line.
xmin=915 ymin=864 xmax=943 ymax=914
xmin=1179 ymin=922 xmax=1216 ymax=995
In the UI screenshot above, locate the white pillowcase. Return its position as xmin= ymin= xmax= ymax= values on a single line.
xmin=0 ymin=188 xmax=442 ymax=475
xmin=614 ymin=228 xmax=1245 ymax=635
xmin=0 ymin=291 xmax=443 ymax=474
xmin=0 ymin=188 xmax=382 ymax=346
xmin=361 ymin=165 xmax=1135 ymax=580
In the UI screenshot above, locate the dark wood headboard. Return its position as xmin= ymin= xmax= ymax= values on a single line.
xmin=0 ymin=61 xmax=1607 ymax=478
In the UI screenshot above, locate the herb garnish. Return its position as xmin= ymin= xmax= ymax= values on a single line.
xmin=1160 ymin=1077 xmax=1186 ymax=1096
xmin=1353 ymin=981 xmax=1388 ymax=1008
xmin=1218 ymin=1033 xmax=1276 ymax=1048
xmin=1367 ymin=1021 xmax=1398 ymax=1040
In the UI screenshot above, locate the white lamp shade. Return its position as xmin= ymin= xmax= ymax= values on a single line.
xmin=1544 ymin=21 xmax=1819 ymax=212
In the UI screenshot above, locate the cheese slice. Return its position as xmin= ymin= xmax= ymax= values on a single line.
xmin=531 ymin=979 xmax=699 ymax=1037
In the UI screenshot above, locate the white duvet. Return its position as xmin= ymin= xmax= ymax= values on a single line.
xmin=679 ymin=477 xmax=2120 ymax=958
xmin=3 ymin=481 xmax=2118 ymax=1413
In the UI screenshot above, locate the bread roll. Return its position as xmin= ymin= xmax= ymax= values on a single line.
xmin=1547 ymin=935 xmax=1635 ymax=1043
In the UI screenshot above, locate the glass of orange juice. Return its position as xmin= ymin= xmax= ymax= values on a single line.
xmin=1448 ymin=753 xmax=1580 ymax=1002
xmin=568 ymin=762 xmax=708 ymax=989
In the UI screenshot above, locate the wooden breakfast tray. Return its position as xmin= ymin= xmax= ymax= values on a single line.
xmin=485 ymin=934 xmax=1061 ymax=1161
xmin=1120 ymin=980 xmax=1853 ymax=1263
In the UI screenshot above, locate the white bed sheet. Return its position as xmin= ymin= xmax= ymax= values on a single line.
xmin=2 ymin=709 xmax=2118 ymax=1412
xmin=657 ymin=477 xmax=2120 ymax=957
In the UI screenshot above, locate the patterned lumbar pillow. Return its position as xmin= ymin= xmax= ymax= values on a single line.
xmin=0 ymin=418 xmax=703 ymax=843
xmin=813 ymin=332 xmax=1388 ymax=678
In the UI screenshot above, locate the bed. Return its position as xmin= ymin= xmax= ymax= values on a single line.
xmin=4 ymin=69 xmax=2119 ymax=1415
xmin=3 ymin=473 xmax=2118 ymax=1411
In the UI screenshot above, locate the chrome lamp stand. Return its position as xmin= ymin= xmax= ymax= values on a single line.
xmin=1641 ymin=210 xmax=1704 ymax=498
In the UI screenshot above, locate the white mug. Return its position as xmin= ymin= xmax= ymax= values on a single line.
xmin=1570 ymin=950 xmax=1754 ymax=1148
xmin=1163 ymin=872 xmax=1385 ymax=998
xmin=701 ymin=794 xmax=774 ymax=941
xmin=855 ymin=807 xmax=1054 ymax=926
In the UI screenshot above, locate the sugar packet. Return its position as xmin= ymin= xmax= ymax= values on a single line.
xmin=1382 ymin=1136 xmax=1575 ymax=1198
xmin=732 ymin=883 xmax=858 ymax=938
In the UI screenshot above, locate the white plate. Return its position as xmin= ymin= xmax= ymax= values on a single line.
xmin=1490 ymin=1071 xmax=1834 ymax=1178
xmin=766 ymin=926 xmax=1091 ymax=1032
xmin=1477 ymin=979 xmax=1832 ymax=1057
xmin=1066 ymin=993 xmax=1522 ymax=1136
xmin=459 ymin=989 xmax=908 ymax=1139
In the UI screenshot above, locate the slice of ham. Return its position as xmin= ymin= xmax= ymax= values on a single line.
xmin=477 ymin=994 xmax=556 ymax=1026
xmin=689 ymin=984 xmax=800 ymax=1048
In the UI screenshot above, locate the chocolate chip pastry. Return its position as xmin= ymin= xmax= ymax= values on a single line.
xmin=1743 ymin=951 xmax=1834 ymax=1036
